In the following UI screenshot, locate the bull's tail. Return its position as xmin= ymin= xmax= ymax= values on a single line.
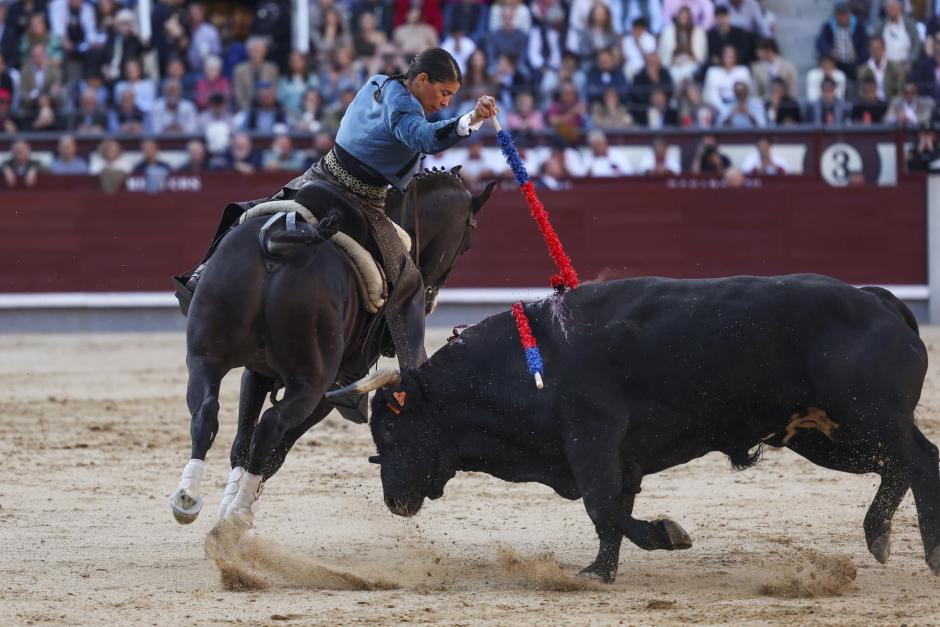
xmin=263 ymin=211 xmax=340 ymax=258
xmin=861 ymin=286 xmax=919 ymax=335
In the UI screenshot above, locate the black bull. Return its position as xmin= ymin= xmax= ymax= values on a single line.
xmin=182 ymin=169 xmax=495 ymax=488
xmin=336 ymin=274 xmax=940 ymax=582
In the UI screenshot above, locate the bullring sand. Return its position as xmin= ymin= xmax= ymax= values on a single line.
xmin=1 ymin=330 xmax=939 ymax=625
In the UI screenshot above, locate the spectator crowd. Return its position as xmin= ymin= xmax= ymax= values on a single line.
xmin=3 ymin=0 xmax=940 ymax=187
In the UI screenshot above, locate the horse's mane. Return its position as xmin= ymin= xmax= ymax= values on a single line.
xmin=388 ymin=166 xmax=467 ymax=202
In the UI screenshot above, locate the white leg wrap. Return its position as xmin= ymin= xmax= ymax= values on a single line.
xmin=218 ymin=466 xmax=246 ymax=519
xmin=177 ymin=458 xmax=206 ymax=494
xmin=169 ymin=458 xmax=206 ymax=523
xmin=224 ymin=471 xmax=264 ymax=526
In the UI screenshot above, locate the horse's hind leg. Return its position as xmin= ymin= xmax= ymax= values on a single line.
xmin=785 ymin=432 xmax=908 ymax=564
xmin=216 ymin=399 xmax=331 ymax=523
xmin=222 ymin=376 xmax=327 ymax=526
xmin=217 ymin=368 xmax=274 ymax=519
xmin=170 ymin=355 xmax=225 ymax=524
xmin=261 ymin=401 xmax=333 ymax=481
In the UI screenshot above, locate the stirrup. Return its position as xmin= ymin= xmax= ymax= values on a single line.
xmin=186 ymin=263 xmax=207 ymax=292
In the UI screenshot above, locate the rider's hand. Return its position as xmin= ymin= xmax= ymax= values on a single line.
xmin=470 ymin=95 xmax=499 ymax=126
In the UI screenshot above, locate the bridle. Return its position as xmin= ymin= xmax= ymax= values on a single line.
xmin=396 ymin=171 xmax=478 ymax=310
xmin=424 ymin=205 xmax=477 ymax=307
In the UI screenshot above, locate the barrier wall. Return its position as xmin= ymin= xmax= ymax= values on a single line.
xmin=1 ymin=173 xmax=926 ymax=293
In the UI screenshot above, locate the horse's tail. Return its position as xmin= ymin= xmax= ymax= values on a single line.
xmin=263 ymin=210 xmax=340 ymax=258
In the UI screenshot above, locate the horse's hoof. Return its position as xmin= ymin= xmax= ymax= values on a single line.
xmin=577 ymin=567 xmax=616 ymax=583
xmin=660 ymin=519 xmax=692 ymax=550
xmin=928 ymin=546 xmax=940 ymax=576
xmin=170 ymin=489 xmax=203 ymax=525
xmin=869 ymin=531 xmax=891 ymax=564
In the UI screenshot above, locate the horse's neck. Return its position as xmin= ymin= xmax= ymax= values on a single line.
xmin=390 ymin=194 xmax=446 ymax=249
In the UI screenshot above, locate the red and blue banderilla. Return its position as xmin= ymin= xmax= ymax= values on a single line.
xmin=492 ymin=118 xmax=580 ymax=389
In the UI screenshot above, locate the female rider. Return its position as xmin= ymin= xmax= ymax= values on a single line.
xmin=184 ymin=47 xmax=498 ymax=369
xmin=299 ymin=47 xmax=498 ymax=368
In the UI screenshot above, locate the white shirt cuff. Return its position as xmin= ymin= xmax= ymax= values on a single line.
xmin=457 ymin=112 xmax=484 ymax=136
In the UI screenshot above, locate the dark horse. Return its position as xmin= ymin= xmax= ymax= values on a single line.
xmin=168 ymin=167 xmax=495 ymax=527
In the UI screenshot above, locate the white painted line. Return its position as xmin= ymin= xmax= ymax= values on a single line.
xmin=0 ymin=285 xmax=929 ymax=309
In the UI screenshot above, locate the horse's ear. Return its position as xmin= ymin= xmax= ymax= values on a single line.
xmin=471 ymin=180 xmax=497 ymax=215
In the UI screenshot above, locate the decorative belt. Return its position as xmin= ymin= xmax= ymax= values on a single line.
xmin=324 ymin=149 xmax=388 ymax=202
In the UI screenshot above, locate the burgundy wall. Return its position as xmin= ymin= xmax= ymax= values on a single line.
xmin=0 ymin=174 xmax=926 ymax=293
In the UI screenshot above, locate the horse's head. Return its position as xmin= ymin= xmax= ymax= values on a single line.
xmin=386 ymin=167 xmax=496 ymax=313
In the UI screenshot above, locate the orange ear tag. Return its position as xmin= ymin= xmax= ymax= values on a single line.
xmin=393 ymin=391 xmax=407 ymax=407
xmin=386 ymin=402 xmax=401 ymax=414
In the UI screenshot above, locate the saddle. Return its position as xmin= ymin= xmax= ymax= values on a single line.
xmin=239 ymin=197 xmax=411 ymax=314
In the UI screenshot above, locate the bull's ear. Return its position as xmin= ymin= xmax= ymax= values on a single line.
xmin=471 ymin=180 xmax=497 ymax=215
xmin=450 ymin=164 xmax=463 ymax=176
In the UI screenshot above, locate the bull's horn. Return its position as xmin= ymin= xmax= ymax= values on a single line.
xmin=326 ymin=369 xmax=401 ymax=399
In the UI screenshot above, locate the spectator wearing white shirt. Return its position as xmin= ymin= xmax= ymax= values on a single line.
xmin=114 ymin=59 xmax=157 ymax=114
xmin=876 ymin=0 xmax=922 ymax=67
xmin=703 ymin=45 xmax=752 ymax=108
xmin=857 ymin=35 xmax=903 ymax=102
xmin=639 ymin=137 xmax=681 ymax=175
xmin=488 ymin=0 xmax=532 ymax=34
xmin=741 ymin=137 xmax=788 ymax=175
xmin=658 ymin=6 xmax=708 ymax=87
xmin=440 ymin=26 xmax=477 ymax=74
xmin=565 ymin=129 xmax=633 ymax=177
xmin=462 ymin=138 xmax=507 ymax=185
xmin=622 ymin=17 xmax=658 ymax=80
xmin=886 ymin=81 xmax=935 ymax=127
xmin=199 ymin=91 xmax=236 ymax=140
xmin=147 ymin=78 xmax=198 ymax=134
xmin=806 ymin=55 xmax=847 ymax=102
xmin=48 ymin=0 xmax=98 ymax=54
xmin=528 ymin=1 xmax=564 ymax=78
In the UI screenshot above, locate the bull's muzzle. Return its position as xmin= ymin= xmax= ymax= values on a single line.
xmin=385 ymin=495 xmax=424 ymax=517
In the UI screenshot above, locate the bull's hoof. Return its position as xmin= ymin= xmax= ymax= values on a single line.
xmin=169 ymin=489 xmax=203 ymax=525
xmin=928 ymin=546 xmax=940 ymax=576
xmin=658 ymin=519 xmax=692 ymax=550
xmin=868 ymin=531 xmax=891 ymax=564
xmin=577 ymin=564 xmax=617 ymax=583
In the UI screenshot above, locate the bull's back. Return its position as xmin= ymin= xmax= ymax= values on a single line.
xmin=433 ymin=273 xmax=924 ymax=410
xmin=538 ymin=274 xmax=924 ymax=409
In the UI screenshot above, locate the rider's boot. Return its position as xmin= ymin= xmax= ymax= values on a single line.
xmin=396 ymin=274 xmax=431 ymax=367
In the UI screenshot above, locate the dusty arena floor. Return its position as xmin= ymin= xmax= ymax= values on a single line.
xmin=2 ymin=329 xmax=940 ymax=626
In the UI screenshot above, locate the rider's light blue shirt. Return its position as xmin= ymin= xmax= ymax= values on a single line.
xmin=335 ymin=74 xmax=473 ymax=190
